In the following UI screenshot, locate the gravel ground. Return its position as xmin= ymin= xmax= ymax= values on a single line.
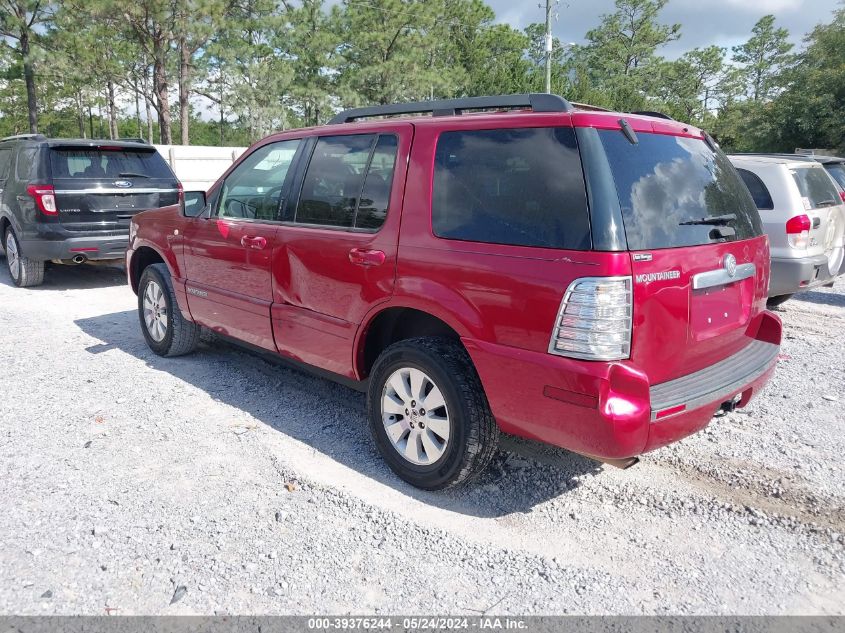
xmin=0 ymin=261 xmax=842 ymax=616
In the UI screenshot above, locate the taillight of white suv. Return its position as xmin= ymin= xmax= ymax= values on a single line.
xmin=786 ymin=214 xmax=811 ymax=249
xmin=549 ymin=277 xmax=633 ymax=361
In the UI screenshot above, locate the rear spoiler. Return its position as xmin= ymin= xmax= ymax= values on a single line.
xmin=47 ymin=139 xmax=154 ymax=151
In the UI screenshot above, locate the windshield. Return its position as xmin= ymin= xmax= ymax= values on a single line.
xmin=50 ymin=148 xmax=173 ymax=179
xmin=598 ymin=130 xmax=763 ymax=250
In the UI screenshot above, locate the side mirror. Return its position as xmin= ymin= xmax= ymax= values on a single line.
xmin=182 ymin=190 xmax=207 ymax=217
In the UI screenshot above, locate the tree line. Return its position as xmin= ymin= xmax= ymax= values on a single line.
xmin=1 ymin=0 xmax=843 ymax=153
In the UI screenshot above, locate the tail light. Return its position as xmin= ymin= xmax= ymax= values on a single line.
xmin=26 ymin=184 xmax=58 ymax=216
xmin=548 ymin=277 xmax=632 ymax=361
xmin=839 ymin=191 xmax=845 ymax=203
xmin=786 ymin=214 xmax=811 ymax=249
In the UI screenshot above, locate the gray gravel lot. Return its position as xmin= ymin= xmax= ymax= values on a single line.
xmin=0 ymin=261 xmax=843 ymax=615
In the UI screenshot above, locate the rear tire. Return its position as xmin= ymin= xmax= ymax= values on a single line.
xmin=138 ymin=263 xmax=199 ymax=357
xmin=767 ymin=294 xmax=793 ymax=309
xmin=4 ymin=228 xmax=44 ymax=287
xmin=367 ymin=337 xmax=499 ymax=490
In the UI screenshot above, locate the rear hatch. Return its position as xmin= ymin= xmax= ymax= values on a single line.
xmin=49 ymin=143 xmax=179 ymax=234
xmin=789 ymin=163 xmax=844 ymax=275
xmin=597 ymin=127 xmax=769 ymax=384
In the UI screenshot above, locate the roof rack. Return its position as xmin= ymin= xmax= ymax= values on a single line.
xmin=730 ymin=152 xmax=817 ymax=161
xmin=571 ymin=102 xmax=610 ymax=112
xmin=1 ymin=133 xmax=47 ymax=142
xmin=328 ymin=93 xmax=574 ymax=125
xmin=630 ymin=111 xmax=675 ymax=120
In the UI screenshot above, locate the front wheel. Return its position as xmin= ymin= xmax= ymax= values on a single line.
xmin=4 ymin=228 xmax=44 ymax=287
xmin=138 ymin=263 xmax=199 ymax=357
xmin=367 ymin=337 xmax=499 ymax=490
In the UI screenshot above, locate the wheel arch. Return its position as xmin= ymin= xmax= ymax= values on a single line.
xmin=128 ymin=244 xmax=169 ymax=295
xmin=355 ymin=304 xmax=470 ymax=380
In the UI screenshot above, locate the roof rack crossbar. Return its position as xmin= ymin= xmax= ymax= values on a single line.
xmin=328 ymin=93 xmax=574 ymax=125
xmin=1 ymin=133 xmax=47 ymax=142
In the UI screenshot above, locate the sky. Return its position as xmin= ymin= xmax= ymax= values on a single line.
xmin=491 ymin=0 xmax=841 ymax=58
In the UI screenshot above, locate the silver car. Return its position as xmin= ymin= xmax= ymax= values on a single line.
xmin=729 ymin=154 xmax=845 ymax=306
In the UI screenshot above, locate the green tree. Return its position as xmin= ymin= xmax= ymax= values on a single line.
xmin=0 ymin=0 xmax=53 ymax=132
xmin=337 ymin=0 xmax=458 ymax=105
xmin=732 ymin=15 xmax=794 ymax=102
xmin=284 ymin=0 xmax=340 ymax=126
xmin=579 ymin=0 xmax=681 ymax=110
xmin=203 ymin=0 xmax=293 ymax=141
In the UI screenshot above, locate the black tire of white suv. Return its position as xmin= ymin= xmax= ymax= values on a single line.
xmin=4 ymin=227 xmax=44 ymax=287
xmin=367 ymin=337 xmax=500 ymax=490
xmin=138 ymin=263 xmax=200 ymax=357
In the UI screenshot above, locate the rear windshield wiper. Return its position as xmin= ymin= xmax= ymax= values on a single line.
xmin=814 ymin=199 xmax=837 ymax=208
xmin=117 ymin=172 xmax=150 ymax=178
xmin=679 ymin=214 xmax=736 ymax=226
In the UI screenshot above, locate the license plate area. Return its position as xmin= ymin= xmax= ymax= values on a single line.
xmin=690 ymin=281 xmax=751 ymax=341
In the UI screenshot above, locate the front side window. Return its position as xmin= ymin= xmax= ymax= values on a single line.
xmin=218 ymin=140 xmax=300 ymax=220
xmin=432 ymin=127 xmax=590 ymax=250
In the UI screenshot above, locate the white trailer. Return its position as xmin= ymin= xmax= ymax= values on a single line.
xmin=154 ymin=144 xmax=247 ymax=191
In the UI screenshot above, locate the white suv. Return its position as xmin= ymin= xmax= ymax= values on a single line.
xmin=729 ymin=154 xmax=845 ymax=306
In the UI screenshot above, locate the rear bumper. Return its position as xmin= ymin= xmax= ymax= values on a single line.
xmin=19 ymin=231 xmax=129 ymax=262
xmin=464 ymin=311 xmax=782 ymax=460
xmin=769 ymin=254 xmax=834 ymax=297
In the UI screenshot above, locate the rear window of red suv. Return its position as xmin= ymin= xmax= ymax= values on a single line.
xmin=432 ymin=127 xmax=590 ymax=250
xmin=599 ymin=130 xmax=763 ymax=250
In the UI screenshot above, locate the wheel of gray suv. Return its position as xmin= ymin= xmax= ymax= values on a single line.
xmin=367 ymin=337 xmax=499 ymax=490
xmin=138 ymin=263 xmax=199 ymax=357
xmin=767 ymin=294 xmax=793 ymax=309
xmin=4 ymin=227 xmax=44 ymax=287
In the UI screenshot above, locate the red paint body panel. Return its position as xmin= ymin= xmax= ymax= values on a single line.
xmin=127 ymin=105 xmax=782 ymax=462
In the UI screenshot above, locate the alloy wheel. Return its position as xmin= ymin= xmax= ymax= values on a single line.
xmin=5 ymin=233 xmax=19 ymax=281
xmin=142 ymin=279 xmax=168 ymax=342
xmin=381 ymin=367 xmax=450 ymax=466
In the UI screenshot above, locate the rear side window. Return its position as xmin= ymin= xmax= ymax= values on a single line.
xmin=432 ymin=127 xmax=590 ymax=249
xmin=599 ymin=131 xmax=762 ymax=250
xmin=295 ymin=134 xmax=398 ymax=230
xmin=736 ymin=168 xmax=774 ymax=210
xmin=49 ymin=148 xmax=173 ymax=179
xmin=791 ymin=166 xmax=840 ymax=209
xmin=0 ymin=148 xmax=11 ymax=179
xmin=16 ymin=148 xmax=37 ymax=180
xmin=824 ymin=164 xmax=845 ymax=190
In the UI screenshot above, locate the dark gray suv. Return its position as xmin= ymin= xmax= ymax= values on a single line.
xmin=0 ymin=134 xmax=179 ymax=287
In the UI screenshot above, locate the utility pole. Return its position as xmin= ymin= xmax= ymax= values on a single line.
xmin=544 ymin=0 xmax=553 ymax=93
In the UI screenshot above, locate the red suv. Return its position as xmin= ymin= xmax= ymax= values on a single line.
xmin=126 ymin=94 xmax=782 ymax=490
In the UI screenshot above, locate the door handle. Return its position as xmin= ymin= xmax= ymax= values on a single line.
xmin=240 ymin=235 xmax=267 ymax=250
xmin=348 ymin=248 xmax=386 ymax=267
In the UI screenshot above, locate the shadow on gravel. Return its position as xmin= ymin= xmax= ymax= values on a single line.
xmin=0 ymin=256 xmax=125 ymax=290
xmin=792 ymin=289 xmax=845 ymax=308
xmin=74 ymin=309 xmax=602 ymax=518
